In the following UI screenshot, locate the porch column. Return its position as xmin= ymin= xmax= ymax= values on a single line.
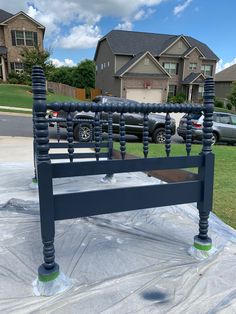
xmin=188 ymin=84 xmax=193 ymax=102
xmin=1 ymin=56 xmax=7 ymax=81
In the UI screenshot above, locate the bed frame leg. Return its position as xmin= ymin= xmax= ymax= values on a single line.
xmin=194 ymin=211 xmax=212 ymax=251
xmin=38 ymin=240 xmax=59 ymax=283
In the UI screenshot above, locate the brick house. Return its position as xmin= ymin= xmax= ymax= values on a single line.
xmin=94 ymin=30 xmax=219 ymax=103
xmin=0 ymin=9 xmax=45 ymax=81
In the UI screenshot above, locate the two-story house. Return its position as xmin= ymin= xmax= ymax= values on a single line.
xmin=94 ymin=30 xmax=219 ymax=103
xmin=0 ymin=9 xmax=45 ymax=81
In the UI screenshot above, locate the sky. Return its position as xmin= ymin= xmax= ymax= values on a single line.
xmin=1 ymin=0 xmax=236 ymax=72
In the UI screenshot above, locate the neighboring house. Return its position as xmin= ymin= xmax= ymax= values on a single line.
xmin=215 ymin=64 xmax=236 ymax=100
xmin=0 ymin=9 xmax=45 ymax=81
xmin=94 ymin=30 xmax=219 ymax=103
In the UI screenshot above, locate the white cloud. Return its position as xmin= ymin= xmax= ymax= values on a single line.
xmin=57 ymin=25 xmax=102 ymax=49
xmin=0 ymin=0 xmax=165 ymax=49
xmin=115 ymin=21 xmax=133 ymax=31
xmin=51 ymin=58 xmax=76 ymax=67
xmin=173 ymin=0 xmax=193 ymax=16
xmin=216 ymin=58 xmax=236 ymax=73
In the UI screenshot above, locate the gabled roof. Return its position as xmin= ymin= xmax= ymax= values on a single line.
xmin=184 ymin=46 xmax=205 ymax=58
xmin=115 ymin=51 xmax=170 ymax=77
xmin=215 ymin=64 xmax=236 ymax=82
xmin=160 ymin=35 xmax=191 ymax=55
xmin=0 ymin=9 xmax=13 ymax=23
xmin=182 ymin=72 xmax=206 ymax=84
xmin=94 ymin=30 xmax=219 ymax=61
xmin=0 ymin=11 xmax=45 ymax=30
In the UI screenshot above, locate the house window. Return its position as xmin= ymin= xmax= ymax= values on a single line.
xmin=189 ymin=63 xmax=197 ymax=70
xmin=168 ymin=85 xmax=177 ymax=97
xmin=201 ymin=64 xmax=213 ymax=76
xmin=25 ymin=31 xmax=34 ymax=46
xmin=144 ymin=58 xmax=150 ymax=65
xmin=107 ymin=61 xmax=110 ymax=67
xmin=198 ymin=86 xmax=204 ymax=98
xmin=15 ymin=31 xmax=25 ymax=45
xmin=95 ymin=65 xmax=98 ymax=71
xmin=12 ymin=30 xmax=37 ymax=46
xmin=10 ymin=62 xmax=24 ymax=73
xmin=103 ymin=63 xmax=106 ymax=69
xmin=101 ymin=64 xmax=103 ymax=70
xmin=163 ymin=62 xmax=178 ymax=75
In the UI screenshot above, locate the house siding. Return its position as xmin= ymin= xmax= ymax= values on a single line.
xmin=115 ymin=55 xmax=132 ymax=72
xmin=164 ymin=38 xmax=189 ymax=55
xmin=95 ymin=39 xmax=120 ymax=95
xmin=215 ymin=81 xmax=232 ymax=99
xmin=129 ymin=57 xmax=163 ymax=74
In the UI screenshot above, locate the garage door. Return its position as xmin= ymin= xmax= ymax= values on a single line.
xmin=126 ymin=88 xmax=162 ymax=103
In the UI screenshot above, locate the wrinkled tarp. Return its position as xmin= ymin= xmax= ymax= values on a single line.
xmin=0 ymin=162 xmax=236 ymax=313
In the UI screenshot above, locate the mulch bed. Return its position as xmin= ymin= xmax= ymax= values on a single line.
xmin=112 ymin=150 xmax=198 ymax=183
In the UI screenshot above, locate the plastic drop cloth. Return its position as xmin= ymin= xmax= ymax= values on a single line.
xmin=0 ymin=162 xmax=236 ymax=313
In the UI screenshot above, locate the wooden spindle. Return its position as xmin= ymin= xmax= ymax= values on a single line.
xmin=165 ymin=113 xmax=171 ymax=157
xmin=143 ymin=113 xmax=149 ymax=158
xmin=186 ymin=113 xmax=192 ymax=156
xmin=94 ymin=112 xmax=100 ymax=161
xmin=119 ymin=113 xmax=126 ymax=160
xmin=67 ymin=112 xmax=74 ymax=162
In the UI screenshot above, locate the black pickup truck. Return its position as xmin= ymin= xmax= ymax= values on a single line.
xmin=49 ymin=96 xmax=176 ymax=143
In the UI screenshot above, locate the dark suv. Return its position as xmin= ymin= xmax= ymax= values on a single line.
xmin=49 ymin=96 xmax=176 ymax=143
xmin=177 ymin=111 xmax=236 ymax=145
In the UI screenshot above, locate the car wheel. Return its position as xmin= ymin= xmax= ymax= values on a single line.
xmin=152 ymin=128 xmax=166 ymax=144
xmin=211 ymin=133 xmax=218 ymax=145
xmin=74 ymin=123 xmax=93 ymax=142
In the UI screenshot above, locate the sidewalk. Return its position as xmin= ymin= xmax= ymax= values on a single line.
xmin=0 ymin=105 xmax=31 ymax=112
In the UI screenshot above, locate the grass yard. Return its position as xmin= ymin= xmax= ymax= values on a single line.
xmin=114 ymin=142 xmax=236 ymax=229
xmin=0 ymin=84 xmax=78 ymax=109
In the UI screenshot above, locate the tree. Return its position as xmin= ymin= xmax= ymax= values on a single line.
xmin=72 ymin=59 xmax=95 ymax=89
xmin=228 ymin=82 xmax=236 ymax=110
xmin=20 ymin=46 xmax=54 ymax=78
xmin=48 ymin=66 xmax=74 ymax=86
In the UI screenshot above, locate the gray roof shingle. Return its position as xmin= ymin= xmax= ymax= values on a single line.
xmin=0 ymin=9 xmax=13 ymax=23
xmin=215 ymin=64 xmax=236 ymax=82
xmin=96 ymin=30 xmax=219 ymax=61
xmin=182 ymin=72 xmax=205 ymax=84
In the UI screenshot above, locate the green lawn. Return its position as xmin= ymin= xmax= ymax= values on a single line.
xmin=0 ymin=84 xmax=78 ymax=109
xmin=114 ymin=142 xmax=236 ymax=229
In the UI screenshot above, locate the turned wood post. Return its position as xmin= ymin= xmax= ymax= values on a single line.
xmin=32 ymin=65 xmax=59 ymax=282
xmin=194 ymin=77 xmax=215 ymax=251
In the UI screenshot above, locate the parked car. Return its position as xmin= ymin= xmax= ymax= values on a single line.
xmin=177 ymin=111 xmax=236 ymax=145
xmin=49 ymin=96 xmax=176 ymax=143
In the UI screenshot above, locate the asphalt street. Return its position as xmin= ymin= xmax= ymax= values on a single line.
xmin=0 ymin=113 xmax=183 ymax=143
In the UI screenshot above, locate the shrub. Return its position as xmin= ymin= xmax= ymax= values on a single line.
xmin=168 ymin=92 xmax=186 ymax=104
xmin=7 ymin=71 xmax=31 ymax=85
xmin=214 ymin=98 xmax=224 ymax=108
xmin=226 ymin=102 xmax=232 ymax=110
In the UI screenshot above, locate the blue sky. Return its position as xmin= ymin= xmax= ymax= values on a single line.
xmin=1 ymin=0 xmax=236 ymax=72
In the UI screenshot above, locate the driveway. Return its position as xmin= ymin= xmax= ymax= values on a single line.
xmin=0 ymin=113 xmax=183 ymax=143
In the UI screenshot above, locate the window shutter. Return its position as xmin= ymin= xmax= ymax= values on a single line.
xmin=10 ymin=62 xmax=15 ymax=71
xmin=11 ymin=31 xmax=16 ymax=46
xmin=34 ymin=32 xmax=38 ymax=47
xmin=176 ymin=63 xmax=179 ymax=75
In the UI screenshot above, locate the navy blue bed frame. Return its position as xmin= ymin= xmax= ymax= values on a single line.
xmin=32 ymin=66 xmax=215 ymax=283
